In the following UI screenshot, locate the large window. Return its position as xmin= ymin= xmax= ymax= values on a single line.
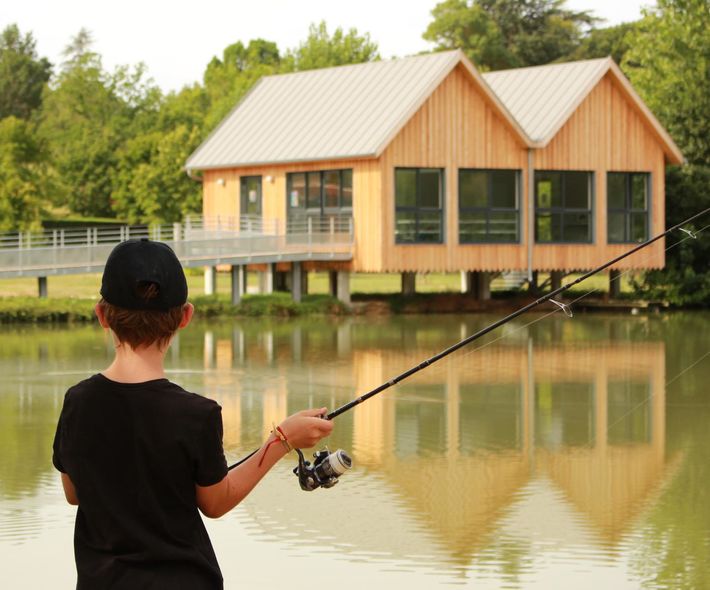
xmin=535 ymin=171 xmax=593 ymax=243
xmin=459 ymin=169 xmax=519 ymax=243
xmin=287 ymin=169 xmax=353 ymax=220
xmin=395 ymin=168 xmax=444 ymax=244
xmin=607 ymin=172 xmax=649 ymax=243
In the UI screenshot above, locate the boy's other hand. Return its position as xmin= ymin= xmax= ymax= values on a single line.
xmin=279 ymin=407 xmax=333 ymax=449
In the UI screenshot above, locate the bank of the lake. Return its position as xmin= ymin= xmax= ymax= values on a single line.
xmin=0 ymin=293 xmax=348 ymax=323
xmin=0 ymin=290 xmax=694 ymax=323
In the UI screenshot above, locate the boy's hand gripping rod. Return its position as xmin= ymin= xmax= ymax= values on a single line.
xmin=229 ymin=207 xmax=710 ymax=477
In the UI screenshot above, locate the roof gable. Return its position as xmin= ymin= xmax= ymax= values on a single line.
xmin=186 ymin=51 xmax=531 ymax=170
xmin=484 ymin=58 xmax=684 ymax=164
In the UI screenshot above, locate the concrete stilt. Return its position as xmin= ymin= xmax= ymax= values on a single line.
xmin=204 ymin=266 xmax=217 ymax=295
xmin=38 ymin=276 xmax=48 ymax=298
xmin=529 ymin=271 xmax=540 ymax=295
xmin=460 ymin=271 xmax=473 ymax=294
xmin=609 ymin=269 xmax=622 ymax=298
xmin=291 ymin=262 xmax=302 ymax=303
xmin=474 ymin=271 xmax=491 ymax=301
xmin=550 ymin=271 xmax=563 ymax=292
xmin=231 ymin=265 xmax=246 ymax=305
xmin=259 ymin=263 xmax=275 ymax=294
xmin=401 ymin=272 xmax=416 ymax=295
xmin=329 ymin=270 xmax=338 ymax=297
xmin=336 ymin=271 xmax=351 ymax=305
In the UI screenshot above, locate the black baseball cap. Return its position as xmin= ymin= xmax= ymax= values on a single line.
xmin=100 ymin=239 xmax=188 ymax=311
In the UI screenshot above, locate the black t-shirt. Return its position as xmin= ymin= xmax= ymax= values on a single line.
xmin=52 ymin=373 xmax=229 ymax=589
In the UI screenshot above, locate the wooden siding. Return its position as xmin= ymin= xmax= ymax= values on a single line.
xmin=379 ymin=64 xmax=529 ymax=272
xmin=203 ymin=158 xmax=382 ymax=271
xmin=202 ymin=68 xmax=672 ymax=274
xmin=533 ymin=73 xmax=666 ymax=270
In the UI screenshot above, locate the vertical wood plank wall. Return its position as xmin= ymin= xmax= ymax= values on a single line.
xmin=201 ymin=67 xmax=671 ymax=273
xmin=379 ymin=64 xmax=529 ymax=272
xmin=203 ymin=158 xmax=382 ymax=271
xmin=533 ymin=73 xmax=666 ymax=270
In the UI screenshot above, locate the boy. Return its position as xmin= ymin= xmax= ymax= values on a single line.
xmin=52 ymin=239 xmax=333 ymax=589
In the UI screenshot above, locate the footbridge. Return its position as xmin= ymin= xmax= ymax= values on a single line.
xmin=0 ymin=216 xmax=354 ymax=303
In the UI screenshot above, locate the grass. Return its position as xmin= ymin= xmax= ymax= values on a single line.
xmin=0 ymin=269 xmax=636 ymax=300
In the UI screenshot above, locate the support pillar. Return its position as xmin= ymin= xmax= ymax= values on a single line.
xmin=529 ymin=271 xmax=540 ymax=295
xmin=550 ymin=271 xmax=563 ymax=292
xmin=38 ymin=276 xmax=47 ymax=298
xmin=259 ymin=263 xmax=275 ymax=294
xmin=204 ymin=266 xmax=217 ymax=295
xmin=401 ymin=272 xmax=416 ymax=295
xmin=460 ymin=271 xmax=473 ymax=294
xmin=609 ymin=269 xmax=622 ymax=298
xmin=475 ymin=271 xmax=491 ymax=301
xmin=291 ymin=262 xmax=303 ymax=303
xmin=336 ymin=271 xmax=351 ymax=305
xmin=328 ymin=270 xmax=338 ymax=297
xmin=231 ymin=265 xmax=246 ymax=305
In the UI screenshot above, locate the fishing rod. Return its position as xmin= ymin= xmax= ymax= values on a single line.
xmin=229 ymin=207 xmax=710 ymax=489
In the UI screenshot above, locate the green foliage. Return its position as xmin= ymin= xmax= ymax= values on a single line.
xmin=624 ymin=0 xmax=710 ymax=167
xmin=0 ymin=24 xmax=52 ymax=120
xmin=623 ymin=1 xmax=710 ymax=306
xmin=191 ymin=293 xmax=349 ymax=318
xmin=203 ymin=39 xmax=281 ymax=130
xmin=566 ymin=21 xmax=638 ymax=63
xmin=0 ymin=296 xmax=96 ymax=323
xmin=423 ymin=0 xmax=596 ymax=70
xmin=0 ymin=117 xmax=47 ymax=230
xmin=282 ymin=22 xmax=379 ymax=71
xmin=112 ymin=125 xmax=202 ymax=223
xmin=632 ymin=166 xmax=710 ymax=306
xmin=0 ymin=294 xmax=347 ymax=324
xmin=39 ymin=29 xmax=163 ymax=217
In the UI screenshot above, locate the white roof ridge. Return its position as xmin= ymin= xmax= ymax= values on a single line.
xmin=483 ymin=57 xmax=612 ymax=78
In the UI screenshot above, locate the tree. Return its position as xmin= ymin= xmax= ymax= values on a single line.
xmin=0 ymin=117 xmax=47 ymax=230
xmin=624 ymin=0 xmax=710 ymax=305
xmin=423 ymin=0 xmax=596 ymax=70
xmin=40 ymin=30 xmax=162 ymax=218
xmin=566 ymin=21 xmax=638 ymax=64
xmin=283 ymin=21 xmax=379 ymax=71
xmin=0 ymin=24 xmax=52 ymax=120
xmin=202 ymin=39 xmax=281 ymax=130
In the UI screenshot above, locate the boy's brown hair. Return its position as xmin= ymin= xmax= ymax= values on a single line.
xmin=98 ymin=282 xmax=184 ymax=349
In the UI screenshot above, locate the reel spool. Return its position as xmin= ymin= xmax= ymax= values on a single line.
xmin=294 ymin=448 xmax=352 ymax=491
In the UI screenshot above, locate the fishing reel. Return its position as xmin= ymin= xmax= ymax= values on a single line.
xmin=293 ymin=447 xmax=352 ymax=491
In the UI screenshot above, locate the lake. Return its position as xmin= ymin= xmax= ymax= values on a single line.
xmin=1 ymin=311 xmax=708 ymax=589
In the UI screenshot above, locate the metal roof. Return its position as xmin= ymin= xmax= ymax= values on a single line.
xmin=186 ymin=50 xmax=530 ymax=170
xmin=483 ymin=58 xmax=611 ymax=144
xmin=186 ymin=51 xmax=461 ymax=170
xmin=187 ymin=52 xmax=683 ymax=170
xmin=484 ymin=58 xmax=684 ymax=163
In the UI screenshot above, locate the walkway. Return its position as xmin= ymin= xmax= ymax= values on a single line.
xmin=0 ymin=216 xmax=354 ymax=302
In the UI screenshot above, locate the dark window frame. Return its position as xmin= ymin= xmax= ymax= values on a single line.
xmin=607 ymin=172 xmax=650 ymax=244
xmin=240 ymin=175 xmax=263 ymax=217
xmin=286 ymin=169 xmax=353 ymax=219
xmin=458 ymin=168 xmax=521 ymax=244
xmin=535 ymin=170 xmax=594 ymax=244
xmin=394 ymin=167 xmax=445 ymax=245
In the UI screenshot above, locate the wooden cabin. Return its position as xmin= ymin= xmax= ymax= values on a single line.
xmin=185 ymin=50 xmax=683 ymax=299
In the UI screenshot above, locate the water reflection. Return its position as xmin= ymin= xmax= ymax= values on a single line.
xmin=1 ymin=314 xmax=708 ymax=589
xmin=194 ymin=320 xmax=672 ymax=560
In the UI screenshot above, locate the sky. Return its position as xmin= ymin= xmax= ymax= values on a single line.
xmin=1 ymin=0 xmax=653 ymax=93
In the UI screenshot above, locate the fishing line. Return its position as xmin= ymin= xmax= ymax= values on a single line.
xmin=388 ymin=221 xmax=710 ymax=388
xmin=227 ymin=208 xmax=710 ymax=474
xmin=353 ymin=221 xmax=710 ymax=456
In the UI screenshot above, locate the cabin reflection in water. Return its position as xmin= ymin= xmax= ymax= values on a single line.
xmin=201 ymin=327 xmax=673 ymax=560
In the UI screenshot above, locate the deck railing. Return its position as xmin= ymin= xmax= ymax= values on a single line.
xmin=0 ymin=215 xmax=354 ymax=278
